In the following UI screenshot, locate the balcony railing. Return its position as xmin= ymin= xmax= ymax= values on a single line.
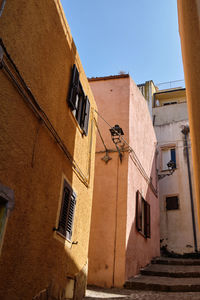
xmin=156 ymin=79 xmax=185 ymax=91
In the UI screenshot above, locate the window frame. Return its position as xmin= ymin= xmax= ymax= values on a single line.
xmin=160 ymin=145 xmax=177 ymax=171
xmin=136 ymin=190 xmax=151 ymax=239
xmin=166 ymin=194 xmax=179 ymax=210
xmin=68 ymin=64 xmax=90 ymax=136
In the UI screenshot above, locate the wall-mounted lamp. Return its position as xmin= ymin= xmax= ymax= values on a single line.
xmin=158 ymin=160 xmax=176 ymax=180
xmin=109 ymin=124 xmax=124 ymax=162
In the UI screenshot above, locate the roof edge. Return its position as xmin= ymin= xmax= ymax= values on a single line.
xmin=88 ymin=74 xmax=130 ymax=82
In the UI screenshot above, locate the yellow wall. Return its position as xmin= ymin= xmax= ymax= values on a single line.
xmin=177 ymin=0 xmax=200 ymax=227
xmin=0 ymin=0 xmax=97 ymax=299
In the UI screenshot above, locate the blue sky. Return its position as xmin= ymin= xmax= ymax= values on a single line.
xmin=61 ymin=0 xmax=184 ymax=85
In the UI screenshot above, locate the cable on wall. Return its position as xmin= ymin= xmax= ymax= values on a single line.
xmin=0 ymin=39 xmax=93 ymax=187
xmin=94 ymin=109 xmax=158 ymax=196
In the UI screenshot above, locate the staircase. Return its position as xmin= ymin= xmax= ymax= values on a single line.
xmin=124 ymin=257 xmax=200 ymax=292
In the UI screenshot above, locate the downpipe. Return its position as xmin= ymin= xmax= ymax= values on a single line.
xmin=181 ymin=125 xmax=198 ymax=252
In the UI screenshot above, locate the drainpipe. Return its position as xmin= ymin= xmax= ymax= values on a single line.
xmin=181 ymin=125 xmax=198 ymax=252
xmin=0 ymin=0 xmax=7 ymax=17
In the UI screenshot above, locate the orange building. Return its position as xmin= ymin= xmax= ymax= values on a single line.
xmin=0 ymin=1 xmax=97 ymax=299
xmin=88 ymin=75 xmax=160 ymax=288
xmin=177 ymin=0 xmax=200 ymax=226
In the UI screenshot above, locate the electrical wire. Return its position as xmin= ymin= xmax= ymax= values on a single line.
xmin=0 ymin=40 xmax=91 ymax=187
xmin=94 ymin=109 xmax=157 ymax=194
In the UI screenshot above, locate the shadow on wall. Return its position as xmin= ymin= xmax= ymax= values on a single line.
xmin=125 ymin=151 xmax=160 ymax=279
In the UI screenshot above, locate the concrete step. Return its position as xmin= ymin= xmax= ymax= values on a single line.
xmin=141 ymin=264 xmax=200 ymax=277
xmin=124 ymin=275 xmax=200 ymax=292
xmin=152 ymin=257 xmax=200 ymax=266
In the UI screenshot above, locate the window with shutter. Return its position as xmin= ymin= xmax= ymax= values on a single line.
xmin=135 ymin=190 xmax=151 ymax=239
xmin=0 ymin=197 xmax=7 ymax=245
xmin=68 ymin=64 xmax=90 ymax=136
xmin=58 ymin=180 xmax=76 ymax=241
xmin=136 ymin=190 xmax=142 ymax=232
xmin=161 ymin=147 xmax=176 ymax=170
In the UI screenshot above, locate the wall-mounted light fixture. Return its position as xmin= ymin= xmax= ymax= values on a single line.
xmin=109 ymin=124 xmax=124 ymax=162
xmin=158 ymin=160 xmax=176 ymax=180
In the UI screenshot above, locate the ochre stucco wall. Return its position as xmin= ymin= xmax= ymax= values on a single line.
xmin=88 ymin=76 xmax=160 ymax=287
xmin=0 ymin=1 xmax=97 ymax=299
xmin=177 ymin=0 xmax=200 ymax=227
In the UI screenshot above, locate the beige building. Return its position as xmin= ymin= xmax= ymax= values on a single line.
xmin=153 ymin=86 xmax=200 ymax=254
xmin=0 ymin=1 xmax=97 ymax=299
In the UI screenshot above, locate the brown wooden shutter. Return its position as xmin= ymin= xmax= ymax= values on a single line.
xmin=144 ymin=202 xmax=151 ymax=238
xmin=82 ymin=96 xmax=90 ymax=136
xmin=68 ymin=64 xmax=79 ymax=110
xmin=58 ymin=181 xmax=76 ymax=241
xmin=66 ymin=191 xmax=76 ymax=241
xmin=136 ymin=190 xmax=142 ymax=231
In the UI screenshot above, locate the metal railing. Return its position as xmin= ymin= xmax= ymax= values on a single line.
xmin=156 ymin=79 xmax=185 ymax=91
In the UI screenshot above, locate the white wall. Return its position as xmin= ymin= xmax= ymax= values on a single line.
xmin=153 ymin=103 xmax=200 ymax=254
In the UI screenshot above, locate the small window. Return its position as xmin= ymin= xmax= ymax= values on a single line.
xmin=166 ymin=195 xmax=179 ymax=210
xmin=58 ymin=180 xmax=76 ymax=241
xmin=68 ymin=64 xmax=90 ymax=136
xmin=136 ymin=191 xmax=150 ymax=238
xmin=163 ymin=102 xmax=177 ymax=106
xmin=162 ymin=147 xmax=176 ymax=170
xmin=0 ymin=197 xmax=7 ymax=245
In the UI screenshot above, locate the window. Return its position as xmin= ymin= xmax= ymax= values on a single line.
xmin=166 ymin=195 xmax=179 ymax=210
xmin=163 ymin=102 xmax=177 ymax=106
xmin=136 ymin=191 xmax=150 ymax=238
xmin=161 ymin=147 xmax=176 ymax=170
xmin=68 ymin=64 xmax=90 ymax=136
xmin=58 ymin=180 xmax=76 ymax=241
xmin=0 ymin=183 xmax=14 ymax=253
xmin=0 ymin=197 xmax=7 ymax=245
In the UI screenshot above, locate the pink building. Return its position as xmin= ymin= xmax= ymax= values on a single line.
xmin=88 ymin=74 xmax=160 ymax=288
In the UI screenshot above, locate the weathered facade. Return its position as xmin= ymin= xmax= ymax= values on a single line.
xmin=88 ymin=75 xmax=160 ymax=288
xmin=0 ymin=1 xmax=97 ymax=299
xmin=153 ymin=87 xmax=200 ymax=254
xmin=177 ymin=0 xmax=200 ymax=228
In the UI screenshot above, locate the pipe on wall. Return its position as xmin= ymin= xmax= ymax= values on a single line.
xmin=182 ymin=125 xmax=198 ymax=252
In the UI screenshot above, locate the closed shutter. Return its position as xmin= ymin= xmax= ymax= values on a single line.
xmin=82 ymin=96 xmax=90 ymax=136
xmin=68 ymin=64 xmax=79 ymax=110
xmin=136 ymin=190 xmax=142 ymax=231
xmin=66 ymin=191 xmax=76 ymax=241
xmin=145 ymin=202 xmax=151 ymax=238
xmin=58 ymin=181 xmax=76 ymax=241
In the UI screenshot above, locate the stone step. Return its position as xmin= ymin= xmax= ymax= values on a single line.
xmin=141 ymin=264 xmax=200 ymax=277
xmin=152 ymin=257 xmax=200 ymax=266
xmin=124 ymin=275 xmax=200 ymax=292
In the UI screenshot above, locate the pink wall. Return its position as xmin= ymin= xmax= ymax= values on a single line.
xmin=126 ymin=78 xmax=160 ymax=279
xmin=88 ymin=77 xmax=130 ymax=288
xmin=88 ymin=76 xmax=160 ymax=288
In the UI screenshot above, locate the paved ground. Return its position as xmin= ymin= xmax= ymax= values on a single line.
xmin=84 ymin=286 xmax=200 ymax=299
